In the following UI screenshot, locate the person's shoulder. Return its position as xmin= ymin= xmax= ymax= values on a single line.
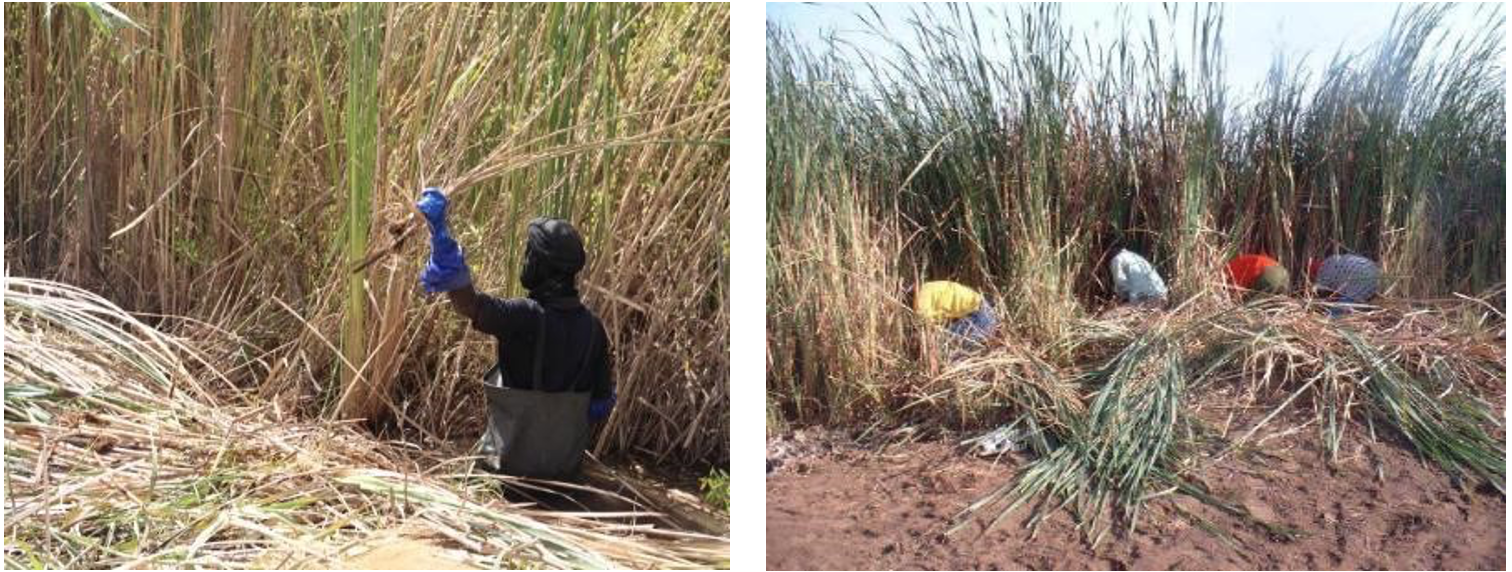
xmin=577 ymin=306 xmax=609 ymax=343
xmin=488 ymin=295 xmax=543 ymax=317
xmin=578 ymin=304 xmax=605 ymax=325
xmin=1232 ymin=253 xmax=1279 ymax=269
xmin=932 ymin=280 xmax=975 ymax=290
xmin=470 ymin=293 xmax=541 ymax=336
xmin=1113 ymin=249 xmax=1153 ymax=270
xmin=923 ymin=280 xmax=978 ymax=298
xmin=1345 ymin=254 xmax=1377 ymax=266
xmin=1329 ymin=253 xmax=1378 ymax=269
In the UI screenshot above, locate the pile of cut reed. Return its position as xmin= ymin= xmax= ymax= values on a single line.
xmin=3 ymin=277 xmax=727 ymax=569
xmin=949 ymin=289 xmax=1504 ymax=545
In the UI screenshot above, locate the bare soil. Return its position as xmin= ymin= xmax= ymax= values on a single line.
xmin=767 ymin=425 xmax=1505 ymax=570
xmin=258 ymin=527 xmax=478 ymax=570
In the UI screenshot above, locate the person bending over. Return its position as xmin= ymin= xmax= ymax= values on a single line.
xmin=1227 ymin=253 xmax=1290 ymax=298
xmin=910 ymin=280 xmax=999 ymax=355
xmin=1109 ymin=248 xmax=1169 ymax=307
xmin=1308 ymin=253 xmax=1382 ymax=315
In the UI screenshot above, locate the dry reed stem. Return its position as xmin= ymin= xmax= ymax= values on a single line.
xmin=4 ymin=277 xmax=727 ymax=569
xmin=6 ymin=2 xmax=729 ymax=466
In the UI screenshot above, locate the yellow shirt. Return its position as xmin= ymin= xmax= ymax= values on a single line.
xmin=914 ymin=281 xmax=983 ymax=325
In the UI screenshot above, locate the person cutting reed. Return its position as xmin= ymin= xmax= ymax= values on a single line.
xmin=1308 ymin=253 xmax=1382 ymax=313
xmin=415 ymin=187 xmax=614 ymax=479
xmin=909 ymin=280 xmax=998 ymax=350
xmin=1109 ymin=248 xmax=1168 ymax=306
xmin=1227 ymin=253 xmax=1290 ymax=297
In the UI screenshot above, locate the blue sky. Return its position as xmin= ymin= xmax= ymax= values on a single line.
xmin=767 ymin=2 xmax=1503 ymax=101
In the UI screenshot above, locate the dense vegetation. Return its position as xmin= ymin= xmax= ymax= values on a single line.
xmin=5 ymin=3 xmax=729 ymax=466
xmin=768 ymin=3 xmax=1504 ymax=425
xmin=5 ymin=4 xmax=729 ymax=567
xmin=767 ymin=3 xmax=1504 ymax=542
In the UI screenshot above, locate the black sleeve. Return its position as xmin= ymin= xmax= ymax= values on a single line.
xmin=470 ymin=294 xmax=535 ymax=340
xmin=592 ymin=322 xmax=614 ymax=400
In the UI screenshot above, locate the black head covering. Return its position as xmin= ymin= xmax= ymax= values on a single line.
xmin=520 ymin=217 xmax=586 ymax=306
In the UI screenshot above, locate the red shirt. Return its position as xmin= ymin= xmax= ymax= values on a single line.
xmin=1228 ymin=254 xmax=1280 ymax=289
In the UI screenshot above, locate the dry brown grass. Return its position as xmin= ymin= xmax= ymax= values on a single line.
xmin=4 ymin=277 xmax=728 ymax=569
xmin=3 ymin=2 xmax=728 ymax=467
xmin=944 ymin=287 xmax=1504 ymax=543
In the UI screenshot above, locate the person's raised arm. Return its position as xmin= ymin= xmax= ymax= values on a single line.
xmin=444 ymin=282 xmax=482 ymax=322
xmin=416 ymin=187 xmax=479 ymax=320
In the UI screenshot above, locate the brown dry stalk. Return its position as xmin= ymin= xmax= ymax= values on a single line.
xmin=5 ymin=276 xmax=729 ymax=569
xmin=6 ymin=2 xmax=729 ymax=467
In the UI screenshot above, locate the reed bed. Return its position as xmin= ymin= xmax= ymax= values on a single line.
xmin=767 ymin=1 xmax=1502 ymax=428
xmin=768 ymin=2 xmax=1504 ymax=545
xmin=4 ymin=276 xmax=728 ymax=569
xmin=5 ymin=3 xmax=728 ymax=467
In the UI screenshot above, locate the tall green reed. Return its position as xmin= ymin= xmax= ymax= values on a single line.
xmin=768 ymin=3 xmax=1504 ymax=425
xmin=338 ymin=2 xmax=382 ymax=419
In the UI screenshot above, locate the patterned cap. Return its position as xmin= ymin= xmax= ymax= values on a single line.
xmin=1314 ymin=254 xmax=1381 ymax=302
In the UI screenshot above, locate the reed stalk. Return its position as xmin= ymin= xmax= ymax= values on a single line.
xmin=767 ymin=2 xmax=1504 ymax=427
xmin=5 ymin=2 xmax=729 ymax=466
xmin=337 ymin=2 xmax=383 ymax=421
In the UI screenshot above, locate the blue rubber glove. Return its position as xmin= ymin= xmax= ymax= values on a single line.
xmin=416 ymin=187 xmax=473 ymax=293
xmin=588 ymin=392 xmax=616 ymax=422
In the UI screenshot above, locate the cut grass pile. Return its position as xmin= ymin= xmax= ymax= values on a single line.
xmin=3 ymin=277 xmax=727 ymax=569
xmin=946 ymin=290 xmax=1504 ymax=545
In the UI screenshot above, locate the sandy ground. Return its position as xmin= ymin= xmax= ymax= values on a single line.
xmin=256 ymin=527 xmax=478 ymax=570
xmin=767 ymin=426 xmax=1505 ymax=570
xmin=336 ymin=533 xmax=477 ymax=570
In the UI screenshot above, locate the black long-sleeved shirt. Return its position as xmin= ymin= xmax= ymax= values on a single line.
xmin=469 ymin=294 xmax=613 ymax=399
